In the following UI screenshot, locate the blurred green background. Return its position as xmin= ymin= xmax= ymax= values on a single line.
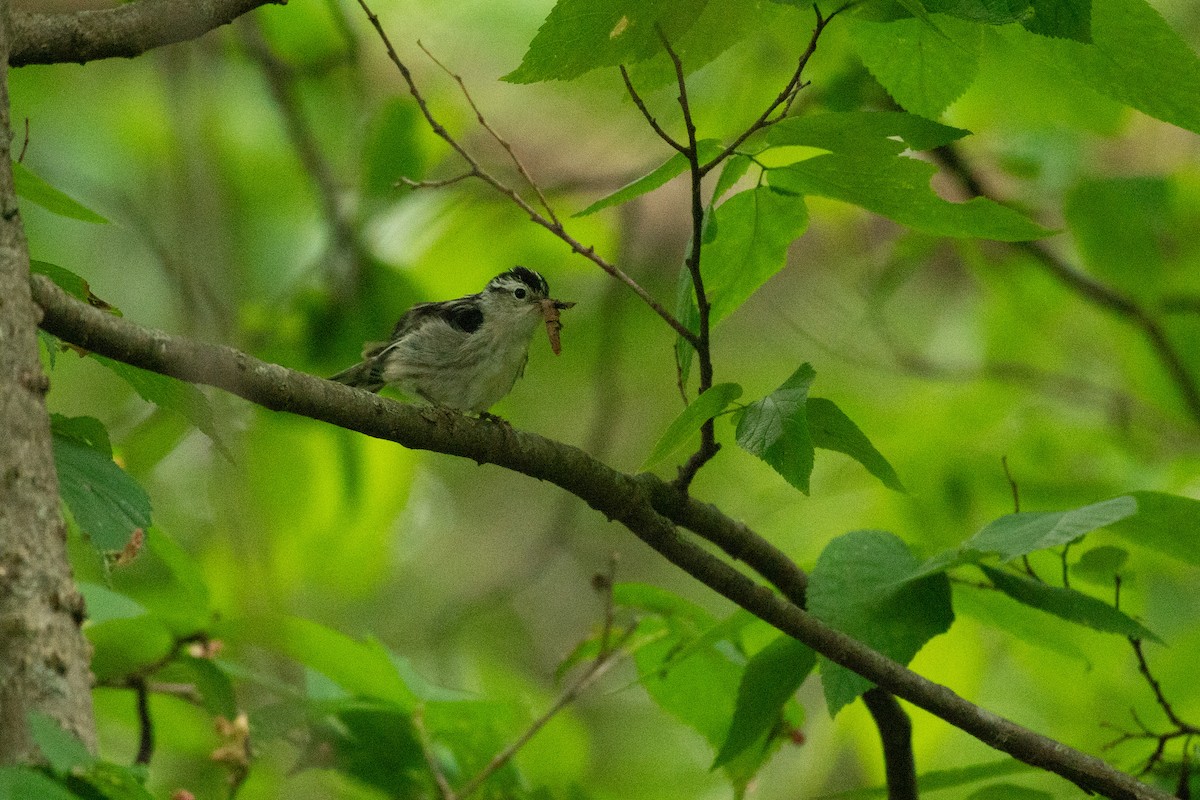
xmin=14 ymin=0 xmax=1200 ymax=796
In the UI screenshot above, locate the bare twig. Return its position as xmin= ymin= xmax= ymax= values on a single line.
xmin=132 ymin=677 xmax=154 ymax=766
xmin=17 ymin=118 xmax=28 ymax=163
xmin=618 ymin=65 xmax=688 ymax=155
xmin=413 ymin=708 xmax=456 ymax=800
xmin=353 ymin=0 xmax=698 ymax=346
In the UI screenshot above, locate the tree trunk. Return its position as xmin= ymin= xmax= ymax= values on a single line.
xmin=0 ymin=0 xmax=96 ymax=762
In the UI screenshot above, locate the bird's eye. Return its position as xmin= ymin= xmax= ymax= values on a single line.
xmin=514 ymin=288 xmax=527 ymax=299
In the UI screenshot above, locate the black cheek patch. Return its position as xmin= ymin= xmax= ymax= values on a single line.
xmin=449 ymin=304 xmax=484 ymax=333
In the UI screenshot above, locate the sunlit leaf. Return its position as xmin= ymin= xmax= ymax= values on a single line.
xmin=980 ymin=565 xmax=1161 ymax=642
xmin=712 ymin=635 xmax=814 ymax=769
xmin=809 ymin=530 xmax=954 ymax=715
xmin=712 ymin=153 xmax=753 ymax=203
xmin=807 ymin=397 xmax=905 ymax=492
xmin=845 ymin=14 xmax=983 ymax=119
xmin=736 ymin=364 xmax=816 ymax=494
xmin=765 ymin=111 xmax=970 ymax=157
xmin=705 ymin=186 xmax=809 ymax=324
xmin=642 ymin=382 xmax=742 ymax=470
xmin=12 ymin=161 xmax=108 ymax=223
xmin=768 ymin=153 xmax=1050 ymax=241
xmin=575 ymin=140 xmax=722 ymax=217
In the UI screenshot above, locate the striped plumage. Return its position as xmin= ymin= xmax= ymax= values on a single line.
xmin=331 ymin=267 xmax=567 ymax=413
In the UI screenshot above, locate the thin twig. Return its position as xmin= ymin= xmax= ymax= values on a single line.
xmin=354 ymin=0 xmax=698 ymax=346
xmin=618 ymin=65 xmax=688 ymax=155
xmin=18 ymin=118 xmax=29 ymax=163
xmin=417 ymin=40 xmax=559 ymax=225
xmin=413 ymin=708 xmax=456 ymax=800
xmin=399 ymin=171 xmax=480 ymax=190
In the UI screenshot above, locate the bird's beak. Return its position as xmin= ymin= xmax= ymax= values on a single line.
xmin=540 ymin=298 xmax=575 ymax=355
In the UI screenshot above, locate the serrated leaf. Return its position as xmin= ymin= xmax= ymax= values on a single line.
xmin=642 ymin=383 xmax=742 ymax=470
xmin=846 ymin=14 xmax=983 ymax=119
xmin=52 ymin=422 xmax=152 ymax=552
xmin=926 ymin=0 xmax=1033 ymax=25
xmin=809 ymin=530 xmax=953 ymax=715
xmin=705 ymin=186 xmax=809 ymax=325
xmin=768 ymin=153 xmax=1050 ymax=241
xmin=736 ymin=364 xmax=816 ymax=494
xmin=504 ymin=0 xmax=708 ymax=83
xmin=765 ymin=111 xmax=970 ymax=157
xmin=27 ymin=711 xmax=95 ymax=775
xmin=712 ymin=635 xmax=814 ymax=769
xmin=807 ymin=397 xmax=905 ymax=492
xmin=12 ymin=161 xmax=108 ymax=223
xmin=965 ymin=496 xmax=1137 ymax=561
xmin=1108 ymin=491 xmax=1200 ymax=566
xmin=1022 ymin=0 xmax=1091 ymax=41
xmin=979 ymin=565 xmax=1160 ymax=642
xmin=575 ymin=140 xmax=722 ymax=217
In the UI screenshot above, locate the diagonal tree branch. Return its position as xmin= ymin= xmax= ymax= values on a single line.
xmin=10 ymin=0 xmax=285 ymax=67
xmin=31 ymin=275 xmax=1176 ymax=800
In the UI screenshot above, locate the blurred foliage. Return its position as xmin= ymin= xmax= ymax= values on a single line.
xmin=13 ymin=0 xmax=1200 ymax=797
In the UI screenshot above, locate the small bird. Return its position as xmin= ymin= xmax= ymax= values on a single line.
xmin=331 ymin=267 xmax=574 ymax=414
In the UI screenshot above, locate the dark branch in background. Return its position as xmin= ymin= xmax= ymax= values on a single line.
xmin=352 ymin=0 xmax=698 ymax=347
xmin=238 ymin=16 xmax=363 ymax=296
xmin=931 ymin=143 xmax=1200 ymax=428
xmin=10 ymin=0 xmax=285 ymax=67
xmin=31 ymin=276 xmax=1176 ymax=800
xmin=131 ymin=678 xmax=153 ymax=767
xmin=862 ymin=689 xmax=917 ymax=800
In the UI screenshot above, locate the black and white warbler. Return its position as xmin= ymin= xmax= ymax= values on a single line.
xmin=331 ymin=267 xmax=574 ymax=413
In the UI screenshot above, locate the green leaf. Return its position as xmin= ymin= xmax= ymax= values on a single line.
xmin=705 ymin=186 xmax=809 ymax=325
xmin=953 ymin=584 xmax=1092 ymax=667
xmin=12 ymin=161 xmax=108 ymax=223
xmin=217 ymin=616 xmax=417 ymax=707
xmin=27 ymin=711 xmax=95 ymax=775
xmin=968 ymin=784 xmax=1054 ymax=800
xmin=181 ymin=656 xmax=238 ymax=718
xmin=807 ymin=398 xmax=905 ymax=492
xmin=925 ymin=0 xmax=1033 ymax=25
xmin=504 ymin=0 xmax=708 ymax=83
xmin=712 ymin=635 xmax=814 ymax=769
xmin=964 ymin=496 xmax=1137 ymax=561
xmin=736 ymin=364 xmax=816 ymax=494
xmin=642 ymin=383 xmax=742 ymax=470
xmin=1108 ymin=491 xmax=1200 ymax=567
xmin=712 ymin=153 xmax=753 ymax=204
xmin=31 ymin=261 xmax=92 ymax=305
xmin=765 ymin=111 xmax=971 ymax=157
xmin=92 ymin=356 xmax=224 ymax=449
xmin=1064 ymin=176 xmax=1173 ymax=298
xmin=809 ymin=530 xmax=954 ymax=715
xmin=815 ymin=757 xmax=1034 ymax=798
xmin=86 ymin=616 xmax=175 ymax=682
xmin=52 ymin=421 xmax=152 ymax=553
xmin=73 ymin=761 xmax=155 ymax=800
xmin=1005 ymin=0 xmax=1200 ymax=134
xmin=362 ymin=98 xmax=425 ymax=200
xmin=1071 ymin=546 xmax=1130 ymax=585
xmin=0 ymin=766 xmax=79 ymax=800
xmin=846 ymin=14 xmax=983 ymax=119
xmin=769 ymin=154 xmax=1050 ymax=241
xmin=575 ymin=140 xmax=722 ymax=217
xmin=110 ymin=527 xmax=212 ymax=636
xmin=322 ymin=701 xmax=426 ymax=797
xmin=50 ymin=414 xmax=112 ymax=457
xmin=1022 ymin=0 xmax=1091 ymax=41
xmin=613 ymin=581 xmax=717 ymax=631
xmin=78 ymin=582 xmax=146 ymax=624
xmin=979 ymin=565 xmax=1161 ymax=642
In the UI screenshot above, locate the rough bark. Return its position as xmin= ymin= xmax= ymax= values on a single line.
xmin=0 ymin=0 xmax=95 ymax=763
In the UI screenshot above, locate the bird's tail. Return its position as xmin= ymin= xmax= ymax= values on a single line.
xmin=329 ymin=360 xmax=385 ymax=393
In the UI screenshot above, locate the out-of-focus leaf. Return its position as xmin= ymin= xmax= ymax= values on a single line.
xmin=964 ymin=496 xmax=1137 ymax=561
xmin=52 ymin=420 xmax=151 ymax=553
xmin=1071 ymin=546 xmax=1130 ymax=585
xmin=642 ymin=383 xmax=742 ymax=470
xmin=181 ymin=656 xmax=238 ymax=718
xmin=12 ymin=161 xmax=108 ymax=223
xmin=78 ymin=582 xmax=146 ymax=624
xmin=815 ymin=757 xmax=1034 ymax=798
xmin=845 ymin=14 xmax=983 ymax=119
xmin=110 ymin=527 xmax=211 ymax=637
xmin=765 ymin=111 xmax=970 ymax=157
xmin=736 ymin=364 xmax=816 ymax=494
xmin=1108 ymin=492 xmax=1200 ymax=567
xmin=980 ymin=565 xmax=1161 ymax=642
xmin=218 ymin=616 xmax=416 ymax=708
xmin=967 ymin=783 xmax=1055 ymax=799
xmin=92 ymin=356 xmax=223 ymax=449
xmin=1022 ymin=0 xmax=1091 ymax=41
xmin=27 ymin=711 xmax=94 ymax=775
xmin=704 ymin=186 xmax=809 ymax=324
xmin=30 ymin=261 xmax=119 ymax=313
xmin=807 ymin=397 xmax=905 ymax=492
xmin=953 ymin=584 xmax=1092 ymax=667
xmin=362 ymin=98 xmax=426 ymax=200
xmin=86 ymin=616 xmax=175 ymax=683
xmin=575 ymin=140 xmax=722 ymax=217
xmin=809 ymin=530 xmax=954 ymax=715
xmin=0 ymin=766 xmax=78 ymax=800
xmin=769 ymin=154 xmax=1050 ymax=241
xmin=322 ymin=701 xmax=427 ymax=797
xmin=712 ymin=635 xmax=814 ymax=768
xmin=504 ymin=0 xmax=708 ymax=83
xmin=1064 ymin=176 xmax=1173 ymax=298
